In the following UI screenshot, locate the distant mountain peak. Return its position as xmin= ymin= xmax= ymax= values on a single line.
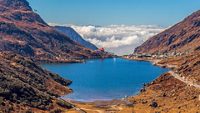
xmin=0 ymin=0 xmax=47 ymax=25
xmin=0 ymin=0 xmax=32 ymax=11
xmin=54 ymin=26 xmax=98 ymax=50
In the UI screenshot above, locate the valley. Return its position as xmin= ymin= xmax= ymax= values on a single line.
xmin=0 ymin=0 xmax=200 ymax=113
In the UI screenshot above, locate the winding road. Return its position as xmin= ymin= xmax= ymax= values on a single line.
xmin=169 ymin=71 xmax=200 ymax=89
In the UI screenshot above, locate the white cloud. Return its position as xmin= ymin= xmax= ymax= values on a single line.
xmin=48 ymin=23 xmax=60 ymax=26
xmin=49 ymin=23 xmax=166 ymax=55
xmin=70 ymin=25 xmax=166 ymax=55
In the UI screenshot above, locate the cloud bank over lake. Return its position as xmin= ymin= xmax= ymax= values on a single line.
xmin=49 ymin=23 xmax=166 ymax=55
xmin=71 ymin=25 xmax=166 ymax=55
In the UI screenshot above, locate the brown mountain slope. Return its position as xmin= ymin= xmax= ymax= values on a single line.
xmin=135 ymin=10 xmax=200 ymax=54
xmin=0 ymin=0 xmax=106 ymax=63
xmin=0 ymin=52 xmax=72 ymax=112
xmin=0 ymin=0 xmax=107 ymax=112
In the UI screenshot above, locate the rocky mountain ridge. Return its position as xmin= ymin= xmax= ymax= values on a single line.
xmin=0 ymin=0 xmax=106 ymax=112
xmin=135 ymin=10 xmax=200 ymax=54
xmin=54 ymin=26 xmax=98 ymax=50
xmin=0 ymin=0 xmax=109 ymax=63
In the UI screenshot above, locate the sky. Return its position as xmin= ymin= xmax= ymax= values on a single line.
xmin=28 ymin=0 xmax=200 ymax=26
xmin=28 ymin=0 xmax=200 ymax=55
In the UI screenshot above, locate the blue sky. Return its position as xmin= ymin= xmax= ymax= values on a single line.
xmin=27 ymin=0 xmax=200 ymax=26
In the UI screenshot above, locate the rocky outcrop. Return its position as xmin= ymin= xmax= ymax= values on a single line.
xmin=0 ymin=0 xmax=107 ymax=63
xmin=0 ymin=52 xmax=72 ymax=112
xmin=0 ymin=0 xmax=32 ymax=11
xmin=135 ymin=10 xmax=200 ymax=54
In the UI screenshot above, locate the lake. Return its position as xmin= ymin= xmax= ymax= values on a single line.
xmin=42 ymin=58 xmax=168 ymax=102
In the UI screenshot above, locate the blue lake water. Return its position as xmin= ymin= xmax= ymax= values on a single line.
xmin=42 ymin=58 xmax=168 ymax=102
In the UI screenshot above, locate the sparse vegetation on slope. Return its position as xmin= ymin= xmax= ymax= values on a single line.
xmin=135 ymin=10 xmax=200 ymax=54
xmin=0 ymin=52 xmax=72 ymax=112
xmin=0 ymin=0 xmax=112 ymax=63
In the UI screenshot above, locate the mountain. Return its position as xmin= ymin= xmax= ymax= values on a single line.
xmin=135 ymin=10 xmax=200 ymax=54
xmin=0 ymin=0 xmax=107 ymax=112
xmin=54 ymin=26 xmax=98 ymax=50
xmin=0 ymin=52 xmax=72 ymax=112
xmin=0 ymin=0 xmax=105 ymax=63
xmin=129 ymin=10 xmax=200 ymax=112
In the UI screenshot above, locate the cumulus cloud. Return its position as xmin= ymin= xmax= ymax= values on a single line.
xmin=70 ymin=25 xmax=166 ymax=55
xmin=49 ymin=23 xmax=166 ymax=55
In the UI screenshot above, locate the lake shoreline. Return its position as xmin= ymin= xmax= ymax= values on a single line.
xmin=55 ymin=54 xmax=200 ymax=113
xmin=42 ymin=57 xmax=168 ymax=103
xmin=62 ymin=57 xmax=178 ymax=113
xmin=42 ymin=56 xmax=193 ymax=113
xmin=42 ymin=57 xmax=172 ymax=113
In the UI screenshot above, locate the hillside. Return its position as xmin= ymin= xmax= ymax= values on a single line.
xmin=0 ymin=0 xmax=106 ymax=63
xmin=0 ymin=0 xmax=108 ymax=112
xmin=118 ymin=10 xmax=200 ymax=112
xmin=54 ymin=26 xmax=98 ymax=50
xmin=135 ymin=10 xmax=200 ymax=54
xmin=0 ymin=52 xmax=73 ymax=112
